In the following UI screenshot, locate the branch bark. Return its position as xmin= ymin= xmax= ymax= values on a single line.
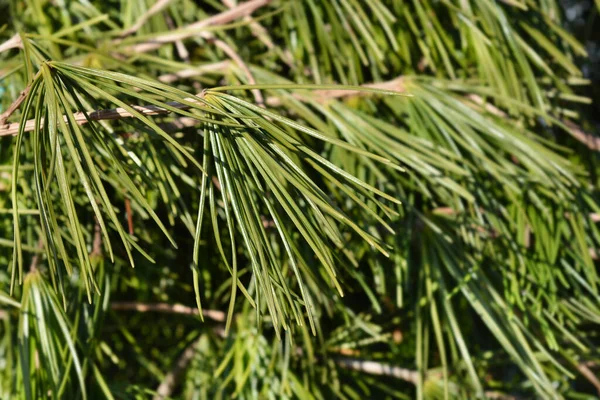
xmin=157 ymin=61 xmax=230 ymax=84
xmin=0 ymin=33 xmax=22 ymax=53
xmin=334 ymin=357 xmax=418 ymax=384
xmin=152 ymin=336 xmax=202 ymax=400
xmin=28 ymin=237 xmax=45 ymax=273
xmin=0 ymin=95 xmax=206 ymax=137
xmin=221 ymin=0 xmax=295 ymax=67
xmin=313 ymin=77 xmax=406 ymax=100
xmin=0 ymin=84 xmax=32 ymax=125
xmin=563 ymin=120 xmax=600 ymax=151
xmin=222 ymin=0 xmax=275 ymax=49
xmin=119 ymin=0 xmax=177 ymax=38
xmin=576 ymin=362 xmax=600 ymax=396
xmin=209 ymin=37 xmax=264 ymax=106
xmin=164 ymin=12 xmax=190 ymax=62
xmin=126 ymin=0 xmax=272 ymax=54
xmin=91 ymin=219 xmax=103 ymax=257
xmin=263 ymin=76 xmax=407 ymax=107
xmin=110 ymin=301 xmax=226 ymax=322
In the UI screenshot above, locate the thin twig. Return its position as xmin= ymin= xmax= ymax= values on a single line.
xmin=111 ymin=300 xmax=552 ymax=400
xmin=91 ymin=219 xmax=103 ymax=257
xmin=334 ymin=357 xmax=419 ymax=384
xmin=0 ymin=94 xmax=206 ymax=137
xmin=126 ymin=0 xmax=272 ymax=54
xmin=157 ymin=61 xmax=231 ymax=84
xmin=0 ymin=84 xmax=32 ymax=125
xmin=110 ymin=301 xmax=226 ymax=322
xmin=153 ymin=336 xmax=203 ymax=400
xmin=483 ymin=392 xmax=519 ymax=400
xmin=164 ymin=13 xmax=190 ymax=62
xmin=28 ymin=237 xmax=45 ymax=273
xmin=208 ymin=37 xmax=264 ymax=106
xmin=124 ymin=198 xmax=134 ymax=235
xmin=264 ymin=77 xmax=407 ymax=107
xmin=466 ymin=94 xmax=508 ymax=118
xmin=563 ymin=120 xmax=600 ymax=151
xmin=174 ymin=23 xmax=264 ymax=105
xmin=221 ymin=0 xmax=295 ymax=67
xmin=314 ymin=77 xmax=406 ymax=101
xmin=335 ymin=357 xmax=521 ymax=399
xmin=576 ymin=362 xmax=600 ymax=396
xmin=0 ymin=33 xmax=23 ymax=53
xmin=158 ymin=116 xmax=202 ymax=131
xmin=119 ymin=0 xmax=177 ymax=38
xmin=222 ymin=0 xmax=275 ymax=49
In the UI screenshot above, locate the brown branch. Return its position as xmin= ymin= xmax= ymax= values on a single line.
xmin=334 ymin=357 xmax=419 ymax=384
xmin=211 ymin=176 xmax=222 ymax=191
xmin=0 ymin=94 xmax=206 ymax=137
xmin=91 ymin=219 xmax=103 ymax=257
xmin=124 ymin=198 xmax=134 ymax=235
xmin=28 ymin=237 xmax=45 ymax=273
xmin=150 ymin=328 xmax=224 ymax=400
xmin=0 ymin=84 xmax=32 ymax=125
xmin=153 ymin=336 xmax=202 ymax=400
xmin=221 ymin=0 xmax=295 ymax=67
xmin=109 ymin=299 xmax=549 ymax=400
xmin=483 ymin=392 xmax=518 ymax=400
xmin=0 ymin=76 xmax=406 ymax=138
xmin=110 ymin=301 xmax=226 ymax=322
xmin=264 ymin=77 xmax=407 ymax=108
xmin=158 ymin=116 xmax=202 ymax=131
xmin=157 ymin=61 xmax=231 ymax=84
xmin=314 ymin=77 xmax=406 ymax=101
xmin=466 ymin=94 xmax=508 ymax=118
xmin=576 ymin=362 xmax=600 ymax=396
xmin=222 ymin=0 xmax=275 ymax=49
xmin=431 ymin=207 xmax=456 ymax=216
xmin=335 ymin=357 xmax=521 ymax=399
xmin=563 ymin=120 xmax=600 ymax=151
xmin=164 ymin=13 xmax=190 ymax=62
xmin=0 ymin=33 xmax=23 ymax=53
xmin=127 ymin=0 xmax=272 ymax=54
xmin=209 ymin=37 xmax=264 ymax=106
xmin=120 ymin=0 xmax=177 ymax=38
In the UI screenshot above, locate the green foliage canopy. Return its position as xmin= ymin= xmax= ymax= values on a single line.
xmin=0 ymin=0 xmax=599 ymax=398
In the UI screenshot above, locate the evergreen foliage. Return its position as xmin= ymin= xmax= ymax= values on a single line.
xmin=0 ymin=0 xmax=599 ymax=398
